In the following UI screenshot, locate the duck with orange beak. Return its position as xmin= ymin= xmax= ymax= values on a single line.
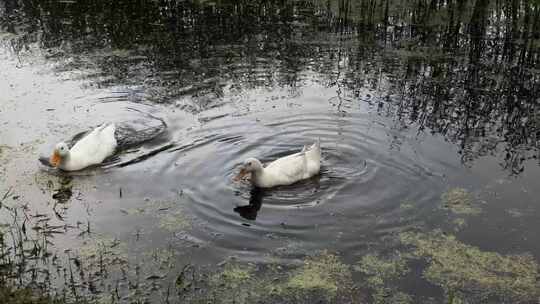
xmin=49 ymin=142 xmax=69 ymax=168
xmin=43 ymin=123 xmax=118 ymax=171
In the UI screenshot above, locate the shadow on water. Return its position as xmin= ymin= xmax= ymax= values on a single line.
xmin=234 ymin=172 xmax=324 ymax=221
xmin=1 ymin=0 xmax=540 ymax=303
xmin=234 ymin=187 xmax=264 ymax=221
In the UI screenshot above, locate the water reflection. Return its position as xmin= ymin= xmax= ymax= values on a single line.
xmin=234 ymin=188 xmax=264 ymax=220
xmin=2 ymin=0 xmax=538 ymax=173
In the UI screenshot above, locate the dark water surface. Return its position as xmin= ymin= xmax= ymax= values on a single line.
xmin=1 ymin=0 xmax=540 ymax=303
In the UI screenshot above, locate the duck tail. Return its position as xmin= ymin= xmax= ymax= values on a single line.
xmin=96 ymin=122 xmax=112 ymax=131
xmin=126 ymin=107 xmax=167 ymax=128
xmin=312 ymin=137 xmax=321 ymax=150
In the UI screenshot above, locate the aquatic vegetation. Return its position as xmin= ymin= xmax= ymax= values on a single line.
xmin=356 ymin=254 xmax=411 ymax=304
xmin=76 ymin=235 xmax=128 ymax=282
xmin=210 ymin=263 xmax=253 ymax=289
xmin=279 ymin=251 xmax=353 ymax=301
xmin=158 ymin=209 xmax=190 ymax=232
xmin=180 ymin=253 xmax=356 ymax=304
xmin=451 ymin=218 xmax=467 ymax=231
xmin=0 ymin=286 xmax=62 ymax=304
xmin=77 ymin=235 xmax=127 ymax=260
xmin=144 ymin=247 xmax=178 ymax=269
xmin=356 ymin=254 xmax=409 ymax=287
xmin=441 ymin=188 xmax=481 ymax=216
xmin=206 ymin=263 xmax=256 ymax=304
xmin=2 ymin=0 xmax=540 ymax=302
xmin=400 ymin=230 xmax=540 ymax=302
xmin=52 ymin=176 xmax=73 ymax=204
xmin=0 ymin=195 xmax=65 ymax=304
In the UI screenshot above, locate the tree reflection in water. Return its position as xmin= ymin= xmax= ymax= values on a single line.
xmin=1 ymin=0 xmax=539 ymax=174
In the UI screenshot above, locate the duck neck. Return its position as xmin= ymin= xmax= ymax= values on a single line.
xmin=59 ymin=153 xmax=79 ymax=171
xmin=251 ymin=168 xmax=267 ymax=187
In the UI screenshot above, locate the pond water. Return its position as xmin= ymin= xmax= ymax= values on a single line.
xmin=1 ymin=0 xmax=539 ymax=303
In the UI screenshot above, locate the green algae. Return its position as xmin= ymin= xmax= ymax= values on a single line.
xmin=280 ymin=251 xmax=352 ymax=301
xmin=400 ymin=230 xmax=540 ymax=302
xmin=441 ymin=188 xmax=481 ymax=216
xmin=356 ymin=254 xmax=411 ymax=304
xmin=189 ymin=252 xmax=356 ymax=304
xmin=451 ymin=218 xmax=467 ymax=231
xmin=356 ymin=254 xmax=409 ymax=288
xmin=206 ymin=263 xmax=256 ymax=304
xmin=210 ymin=263 xmax=253 ymax=288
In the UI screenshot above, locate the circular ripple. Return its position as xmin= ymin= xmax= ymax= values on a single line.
xmin=162 ymin=111 xmax=446 ymax=260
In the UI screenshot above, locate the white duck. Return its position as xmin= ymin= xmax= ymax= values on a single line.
xmin=49 ymin=123 xmax=117 ymax=171
xmin=234 ymin=140 xmax=321 ymax=188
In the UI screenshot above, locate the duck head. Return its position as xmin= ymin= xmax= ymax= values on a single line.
xmin=49 ymin=142 xmax=69 ymax=167
xmin=234 ymin=158 xmax=263 ymax=182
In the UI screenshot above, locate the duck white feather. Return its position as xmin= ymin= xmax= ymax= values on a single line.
xmin=50 ymin=123 xmax=117 ymax=171
xmin=235 ymin=140 xmax=321 ymax=188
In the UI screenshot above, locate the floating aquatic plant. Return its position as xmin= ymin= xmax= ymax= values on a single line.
xmin=356 ymin=253 xmax=409 ymax=288
xmin=441 ymin=188 xmax=481 ymax=216
xmin=400 ymin=230 xmax=540 ymax=302
xmin=281 ymin=251 xmax=353 ymax=301
xmin=206 ymin=263 xmax=255 ymax=304
xmin=356 ymin=253 xmax=411 ymax=304
xmin=210 ymin=263 xmax=253 ymax=288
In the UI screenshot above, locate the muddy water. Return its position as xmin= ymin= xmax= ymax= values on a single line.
xmin=1 ymin=0 xmax=540 ymax=303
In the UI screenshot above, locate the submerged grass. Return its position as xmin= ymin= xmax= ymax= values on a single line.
xmin=184 ymin=252 xmax=356 ymax=304
xmin=285 ymin=252 xmax=351 ymax=297
xmin=441 ymin=188 xmax=481 ymax=216
xmin=400 ymin=230 xmax=540 ymax=303
xmin=356 ymin=254 xmax=411 ymax=304
xmin=356 ymin=254 xmax=409 ymax=288
xmin=206 ymin=263 xmax=255 ymax=304
xmin=0 ymin=189 xmax=64 ymax=304
xmin=0 ymin=286 xmax=62 ymax=304
xmin=270 ymin=251 xmax=355 ymax=303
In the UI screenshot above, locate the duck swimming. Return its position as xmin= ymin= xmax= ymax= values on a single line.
xmin=48 ymin=123 xmax=117 ymax=171
xmin=234 ymin=140 xmax=321 ymax=188
xmin=40 ymin=115 xmax=168 ymax=171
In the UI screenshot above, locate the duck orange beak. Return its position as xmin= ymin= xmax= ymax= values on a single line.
xmin=50 ymin=150 xmax=61 ymax=167
xmin=233 ymin=167 xmax=250 ymax=182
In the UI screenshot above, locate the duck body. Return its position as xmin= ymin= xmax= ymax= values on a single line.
xmin=40 ymin=115 xmax=168 ymax=171
xmin=58 ymin=123 xmax=117 ymax=171
xmin=238 ymin=140 xmax=321 ymax=188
